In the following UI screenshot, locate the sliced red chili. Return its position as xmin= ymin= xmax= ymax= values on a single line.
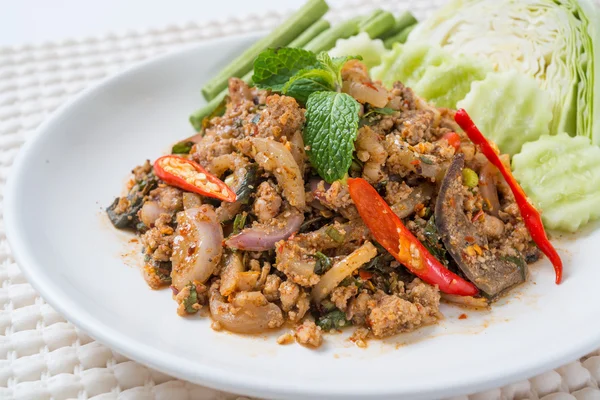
xmin=153 ymin=155 xmax=236 ymax=203
xmin=348 ymin=178 xmax=479 ymax=296
xmin=358 ymin=270 xmax=373 ymax=281
xmin=454 ymin=109 xmax=563 ymax=284
xmin=440 ymin=131 xmax=461 ymax=151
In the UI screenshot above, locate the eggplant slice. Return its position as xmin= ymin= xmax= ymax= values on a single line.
xmin=435 ymin=154 xmax=526 ymax=298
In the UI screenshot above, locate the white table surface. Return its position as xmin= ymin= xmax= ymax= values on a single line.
xmin=0 ymin=0 xmax=354 ymax=47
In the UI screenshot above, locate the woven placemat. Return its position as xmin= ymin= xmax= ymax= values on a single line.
xmin=1 ymin=1 xmax=600 ymax=399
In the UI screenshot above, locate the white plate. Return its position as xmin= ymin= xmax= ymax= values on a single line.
xmin=5 ymin=32 xmax=600 ymax=400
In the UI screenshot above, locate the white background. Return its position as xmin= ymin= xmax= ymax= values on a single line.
xmin=0 ymin=0 xmax=323 ymax=46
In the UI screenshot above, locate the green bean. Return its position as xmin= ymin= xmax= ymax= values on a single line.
xmin=201 ymin=0 xmax=328 ymax=100
xmin=303 ymin=17 xmax=362 ymax=53
xmin=359 ymin=9 xmax=396 ymax=39
xmin=289 ymin=19 xmax=331 ymax=48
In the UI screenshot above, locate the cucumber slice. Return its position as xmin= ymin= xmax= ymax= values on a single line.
xmin=512 ymin=133 xmax=600 ymax=232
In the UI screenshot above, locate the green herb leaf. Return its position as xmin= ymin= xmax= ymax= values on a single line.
xmin=313 ymin=251 xmax=332 ymax=274
xmin=363 ymin=106 xmax=395 ymax=118
xmin=252 ymin=48 xmax=318 ymax=91
xmin=363 ymin=253 xmax=395 ymax=275
xmin=299 ymin=215 xmax=327 ymax=233
xmin=282 ymin=68 xmax=336 ymax=103
xmin=304 ymin=91 xmax=361 ymax=183
xmin=421 ymin=216 xmax=449 ymax=265
xmin=235 ymin=164 xmax=259 ymax=204
xmin=171 ymin=141 xmax=195 ymax=154
xmin=316 ymin=309 xmax=351 ymax=331
xmin=316 ymin=52 xmax=360 ymax=87
xmin=232 ymin=212 xmax=247 ymax=234
xmin=183 ymin=283 xmax=199 ymax=314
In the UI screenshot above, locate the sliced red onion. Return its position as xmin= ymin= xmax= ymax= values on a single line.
xmin=209 ymin=286 xmax=284 ymax=334
xmin=309 ymin=178 xmax=331 ymax=193
xmin=139 ymin=201 xmax=166 ymax=227
xmin=342 ymin=81 xmax=389 ymax=108
xmin=224 ymin=208 xmax=304 ymax=251
xmin=171 ymin=205 xmax=223 ymax=290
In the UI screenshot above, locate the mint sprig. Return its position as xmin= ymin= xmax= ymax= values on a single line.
xmin=252 ymin=48 xmax=318 ymax=91
xmin=316 ymin=53 xmax=359 ymax=87
xmin=252 ymin=47 xmax=363 ymax=183
xmin=304 ymin=92 xmax=360 ymax=183
xmin=282 ymin=68 xmax=336 ymax=103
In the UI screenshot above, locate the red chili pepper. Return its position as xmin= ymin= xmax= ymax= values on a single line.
xmin=454 ymin=109 xmax=563 ymax=284
xmin=440 ymin=131 xmax=461 ymax=151
xmin=153 ymin=155 xmax=236 ymax=203
xmin=347 ymin=178 xmax=479 ymax=296
xmin=358 ymin=270 xmax=373 ymax=281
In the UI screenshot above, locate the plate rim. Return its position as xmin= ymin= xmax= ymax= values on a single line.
xmin=5 ymin=32 xmax=600 ymax=400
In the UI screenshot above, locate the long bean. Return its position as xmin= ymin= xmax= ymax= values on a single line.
xmin=201 ymin=0 xmax=328 ymax=101
xmin=303 ymin=17 xmax=361 ymax=53
xmin=379 ymin=11 xmax=418 ymax=40
xmin=359 ymin=10 xmax=395 ymax=39
xmin=289 ymin=19 xmax=331 ymax=48
xmin=383 ymin=24 xmax=417 ymax=48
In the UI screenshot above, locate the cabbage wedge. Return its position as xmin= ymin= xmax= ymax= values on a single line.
xmin=409 ymin=0 xmax=600 ymax=144
xmin=371 ymin=42 xmax=490 ymax=109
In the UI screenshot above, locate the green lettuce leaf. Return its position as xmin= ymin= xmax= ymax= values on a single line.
xmin=304 ymin=91 xmax=360 ymax=182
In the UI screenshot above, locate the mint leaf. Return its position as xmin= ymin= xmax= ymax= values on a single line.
xmin=304 ymin=92 xmax=361 ymax=183
xmin=282 ymin=68 xmax=336 ymax=103
xmin=316 ymin=53 xmax=361 ymax=87
xmin=252 ymin=48 xmax=318 ymax=91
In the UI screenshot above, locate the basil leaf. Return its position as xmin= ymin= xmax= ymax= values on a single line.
xmin=316 ymin=309 xmax=351 ymax=331
xmin=313 ymin=251 xmax=332 ymax=275
xmin=421 ymin=216 xmax=449 ymax=266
